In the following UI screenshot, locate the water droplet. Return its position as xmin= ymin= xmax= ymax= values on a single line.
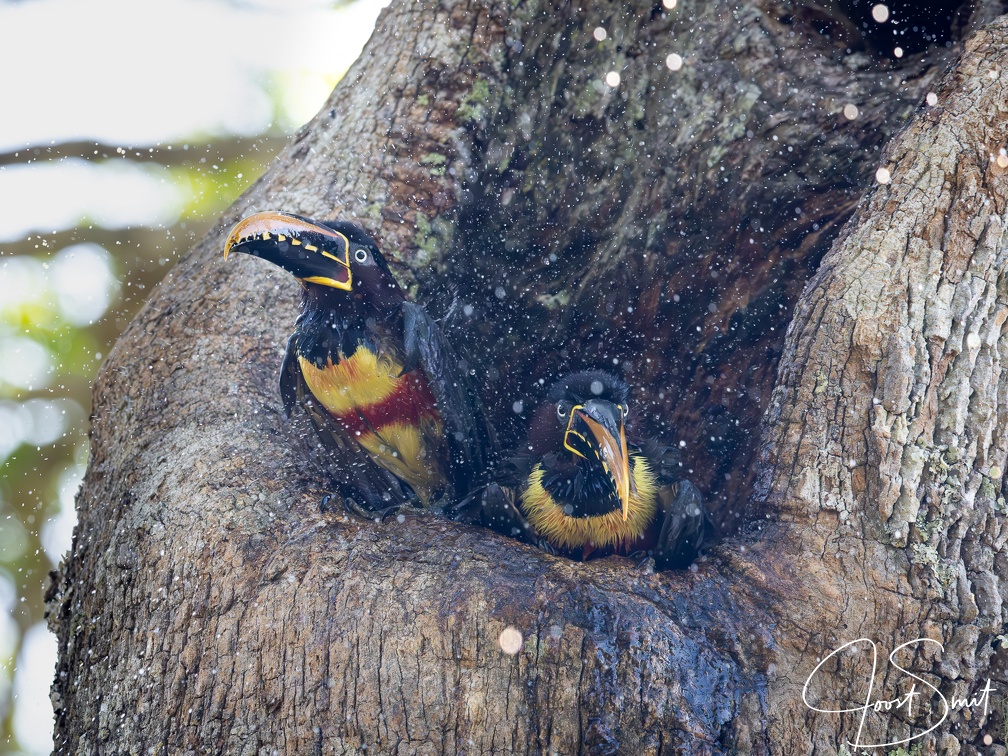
xmin=875 ymin=167 xmax=891 ymax=184
xmin=593 ymin=27 xmax=607 ymax=41
xmin=498 ymin=626 xmax=523 ymax=655
xmin=605 ymin=71 xmax=621 ymax=87
xmin=843 ymin=103 xmax=859 ymax=120
xmin=665 ymin=53 xmax=683 ymax=71
xmin=871 ymin=4 xmax=889 ymax=22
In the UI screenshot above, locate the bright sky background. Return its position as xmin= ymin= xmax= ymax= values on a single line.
xmin=0 ymin=0 xmax=387 ymax=149
xmin=0 ymin=1 xmax=389 ymax=752
xmin=0 ymin=0 xmax=390 ymax=242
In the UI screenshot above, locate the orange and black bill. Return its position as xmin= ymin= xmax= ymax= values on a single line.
xmin=223 ymin=211 xmax=352 ymax=290
xmin=563 ymin=400 xmax=631 ymax=520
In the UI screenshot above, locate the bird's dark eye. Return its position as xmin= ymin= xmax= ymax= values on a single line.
xmin=556 ymin=401 xmax=570 ymax=419
xmin=619 ymin=404 xmax=629 ymax=419
xmin=354 ymin=248 xmax=368 ymax=263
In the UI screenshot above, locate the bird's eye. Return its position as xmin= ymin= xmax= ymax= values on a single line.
xmin=556 ymin=402 xmax=569 ymax=419
xmin=354 ymin=248 xmax=368 ymax=263
xmin=619 ymin=404 xmax=629 ymax=419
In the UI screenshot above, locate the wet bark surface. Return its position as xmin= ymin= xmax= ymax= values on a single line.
xmin=48 ymin=0 xmax=1008 ymax=753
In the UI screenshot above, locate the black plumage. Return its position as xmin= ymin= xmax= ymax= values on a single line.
xmin=225 ymin=211 xmax=496 ymax=513
xmin=452 ymin=371 xmax=711 ymax=569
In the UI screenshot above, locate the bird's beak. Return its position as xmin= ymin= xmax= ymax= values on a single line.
xmin=564 ymin=402 xmax=631 ymax=520
xmin=223 ymin=211 xmax=352 ymax=291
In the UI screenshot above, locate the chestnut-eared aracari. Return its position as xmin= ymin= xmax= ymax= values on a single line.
xmin=452 ymin=371 xmax=710 ymax=569
xmin=224 ymin=211 xmax=495 ymax=513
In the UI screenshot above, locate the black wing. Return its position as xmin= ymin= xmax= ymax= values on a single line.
xmin=448 ymin=482 xmax=541 ymax=545
xmin=447 ymin=449 xmax=538 ymax=535
xmin=653 ymin=480 xmax=712 ymax=570
xmin=636 ymin=438 xmax=687 ymax=484
xmin=279 ymin=335 xmax=418 ymax=513
xmin=401 ymin=301 xmax=499 ymax=498
xmin=635 ymin=438 xmax=714 ymax=569
xmin=279 ymin=333 xmax=300 ymax=419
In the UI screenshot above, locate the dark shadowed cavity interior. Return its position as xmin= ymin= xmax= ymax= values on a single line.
xmin=416 ymin=0 xmax=978 ymax=537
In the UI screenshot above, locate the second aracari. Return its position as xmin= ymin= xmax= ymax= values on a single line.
xmin=224 ymin=211 xmax=495 ymax=513
xmin=452 ymin=371 xmax=711 ymax=569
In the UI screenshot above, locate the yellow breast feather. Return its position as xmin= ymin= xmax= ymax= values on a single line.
xmin=298 ymin=347 xmax=401 ymax=415
xmin=520 ymin=456 xmax=658 ymax=550
xmin=356 ymin=421 xmax=443 ymax=506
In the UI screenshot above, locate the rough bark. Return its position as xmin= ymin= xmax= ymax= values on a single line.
xmin=48 ymin=0 xmax=1008 ymax=753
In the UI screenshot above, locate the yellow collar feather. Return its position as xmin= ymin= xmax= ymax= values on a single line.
xmin=520 ymin=455 xmax=658 ymax=550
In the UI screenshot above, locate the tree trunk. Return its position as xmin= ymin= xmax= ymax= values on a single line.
xmin=48 ymin=0 xmax=1008 ymax=752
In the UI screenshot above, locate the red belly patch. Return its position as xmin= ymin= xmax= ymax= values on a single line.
xmin=334 ymin=371 xmax=440 ymax=435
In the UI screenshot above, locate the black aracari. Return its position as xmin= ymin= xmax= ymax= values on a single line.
xmin=224 ymin=211 xmax=495 ymax=513
xmin=452 ymin=371 xmax=711 ymax=569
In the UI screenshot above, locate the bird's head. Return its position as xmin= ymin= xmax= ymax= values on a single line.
xmin=224 ymin=211 xmax=403 ymax=312
xmin=529 ymin=371 xmax=632 ymax=520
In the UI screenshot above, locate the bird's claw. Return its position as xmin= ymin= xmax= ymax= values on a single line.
xmin=330 ymin=494 xmax=415 ymax=523
xmin=634 ymin=554 xmax=657 ymax=574
xmin=535 ymin=538 xmax=561 ymax=556
xmin=379 ymin=502 xmax=425 ymax=523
